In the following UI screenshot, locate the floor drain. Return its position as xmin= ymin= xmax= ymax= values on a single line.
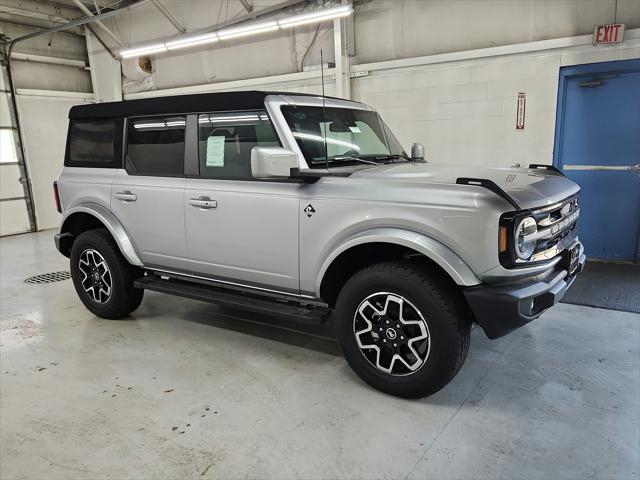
xmin=24 ymin=271 xmax=72 ymax=284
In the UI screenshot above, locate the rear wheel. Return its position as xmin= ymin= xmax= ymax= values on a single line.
xmin=334 ymin=261 xmax=470 ymax=398
xmin=70 ymin=229 xmax=143 ymax=319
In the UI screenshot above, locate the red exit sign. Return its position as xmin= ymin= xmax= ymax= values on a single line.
xmin=593 ymin=23 xmax=625 ymax=44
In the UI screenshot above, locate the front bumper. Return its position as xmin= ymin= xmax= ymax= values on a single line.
xmin=464 ymin=245 xmax=586 ymax=339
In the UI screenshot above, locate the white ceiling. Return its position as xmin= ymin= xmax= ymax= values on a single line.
xmin=0 ymin=0 xmax=142 ymax=34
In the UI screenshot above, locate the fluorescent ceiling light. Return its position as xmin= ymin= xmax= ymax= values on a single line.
xmin=278 ymin=5 xmax=352 ymax=28
xmin=217 ymin=20 xmax=279 ymax=40
xmin=119 ymin=5 xmax=353 ymax=58
xmin=166 ymin=32 xmax=218 ymax=50
xmin=121 ymin=43 xmax=167 ymax=58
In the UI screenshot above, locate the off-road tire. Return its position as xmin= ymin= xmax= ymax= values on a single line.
xmin=334 ymin=260 xmax=471 ymax=398
xmin=70 ymin=228 xmax=143 ymax=319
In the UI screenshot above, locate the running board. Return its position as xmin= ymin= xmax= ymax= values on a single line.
xmin=134 ymin=275 xmax=330 ymax=324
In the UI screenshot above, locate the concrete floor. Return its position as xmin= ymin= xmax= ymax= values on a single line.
xmin=1 ymin=231 xmax=639 ymax=480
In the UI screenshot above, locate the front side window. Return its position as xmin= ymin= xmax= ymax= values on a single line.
xmin=281 ymin=106 xmax=405 ymax=168
xmin=67 ymin=119 xmax=120 ymax=167
xmin=126 ymin=116 xmax=185 ymax=176
xmin=198 ymin=110 xmax=279 ymax=180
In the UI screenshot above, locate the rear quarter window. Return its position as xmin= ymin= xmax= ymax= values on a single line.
xmin=65 ymin=119 xmax=122 ymax=168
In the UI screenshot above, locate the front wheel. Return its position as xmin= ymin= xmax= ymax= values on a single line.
xmin=70 ymin=229 xmax=144 ymax=319
xmin=334 ymin=261 xmax=471 ymax=398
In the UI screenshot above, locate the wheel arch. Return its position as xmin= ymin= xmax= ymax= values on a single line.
xmin=317 ymin=228 xmax=480 ymax=307
xmin=59 ymin=204 xmax=143 ymax=266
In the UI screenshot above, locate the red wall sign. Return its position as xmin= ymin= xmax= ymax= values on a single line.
xmin=516 ymin=92 xmax=526 ymax=130
xmin=593 ymin=23 xmax=625 ymax=44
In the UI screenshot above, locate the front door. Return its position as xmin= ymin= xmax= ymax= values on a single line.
xmin=554 ymin=59 xmax=640 ymax=261
xmin=183 ymin=110 xmax=299 ymax=292
xmin=110 ymin=115 xmax=187 ymax=270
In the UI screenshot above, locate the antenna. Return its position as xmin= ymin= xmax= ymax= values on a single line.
xmin=320 ymin=49 xmax=328 ymax=171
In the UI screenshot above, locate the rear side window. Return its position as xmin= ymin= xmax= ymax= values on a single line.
xmin=198 ymin=110 xmax=279 ymax=179
xmin=126 ymin=116 xmax=185 ymax=176
xmin=66 ymin=119 xmax=121 ymax=168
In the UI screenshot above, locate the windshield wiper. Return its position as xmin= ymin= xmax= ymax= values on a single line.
xmin=325 ymin=156 xmax=379 ymax=165
xmin=374 ymin=153 xmax=412 ymax=162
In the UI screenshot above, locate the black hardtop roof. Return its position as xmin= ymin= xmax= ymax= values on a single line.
xmin=68 ymin=90 xmax=345 ymax=119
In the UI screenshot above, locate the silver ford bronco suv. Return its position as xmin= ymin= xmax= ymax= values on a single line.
xmin=54 ymin=91 xmax=585 ymax=398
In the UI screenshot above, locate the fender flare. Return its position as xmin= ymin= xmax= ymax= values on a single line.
xmin=61 ymin=203 xmax=144 ymax=267
xmin=315 ymin=227 xmax=481 ymax=296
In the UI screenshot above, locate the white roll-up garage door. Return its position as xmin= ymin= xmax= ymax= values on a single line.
xmin=0 ymin=60 xmax=34 ymax=236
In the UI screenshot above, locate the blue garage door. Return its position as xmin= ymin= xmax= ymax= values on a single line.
xmin=554 ymin=59 xmax=640 ymax=261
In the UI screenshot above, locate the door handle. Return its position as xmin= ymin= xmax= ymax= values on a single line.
xmin=114 ymin=191 xmax=137 ymax=202
xmin=189 ymin=197 xmax=217 ymax=209
xmin=563 ymin=164 xmax=640 ymax=172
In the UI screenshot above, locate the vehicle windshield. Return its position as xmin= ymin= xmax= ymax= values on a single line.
xmin=281 ymin=105 xmax=406 ymax=168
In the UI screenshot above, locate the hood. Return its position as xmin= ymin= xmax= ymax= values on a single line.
xmin=350 ymin=162 xmax=580 ymax=211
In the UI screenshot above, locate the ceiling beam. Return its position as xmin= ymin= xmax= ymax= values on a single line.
xmin=0 ymin=0 xmax=80 ymax=24
xmin=150 ymin=0 xmax=185 ymax=34
xmin=10 ymin=51 xmax=86 ymax=67
xmin=70 ymin=0 xmax=124 ymax=46
xmin=237 ymin=0 xmax=254 ymax=13
xmin=4 ymin=0 xmax=149 ymax=45
xmin=0 ymin=12 xmax=84 ymax=34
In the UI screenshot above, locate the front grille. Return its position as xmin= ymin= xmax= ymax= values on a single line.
xmin=529 ymin=195 xmax=579 ymax=261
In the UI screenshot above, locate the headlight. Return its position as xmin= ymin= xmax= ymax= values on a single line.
xmin=514 ymin=216 xmax=537 ymax=260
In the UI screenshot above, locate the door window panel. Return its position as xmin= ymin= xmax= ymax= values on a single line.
xmin=198 ymin=110 xmax=279 ymax=179
xmin=126 ymin=116 xmax=185 ymax=176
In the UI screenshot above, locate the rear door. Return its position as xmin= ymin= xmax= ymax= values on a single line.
xmin=183 ymin=110 xmax=300 ymax=292
xmin=555 ymin=59 xmax=640 ymax=261
xmin=110 ymin=115 xmax=187 ymax=270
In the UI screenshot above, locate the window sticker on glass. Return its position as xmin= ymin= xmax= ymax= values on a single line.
xmin=349 ymin=126 xmax=362 ymax=133
xmin=206 ymin=136 xmax=225 ymax=167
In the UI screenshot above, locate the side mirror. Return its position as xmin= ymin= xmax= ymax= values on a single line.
xmin=411 ymin=142 xmax=425 ymax=162
xmin=251 ymin=147 xmax=299 ymax=179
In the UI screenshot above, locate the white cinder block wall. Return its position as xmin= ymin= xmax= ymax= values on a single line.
xmin=352 ymin=38 xmax=640 ymax=168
